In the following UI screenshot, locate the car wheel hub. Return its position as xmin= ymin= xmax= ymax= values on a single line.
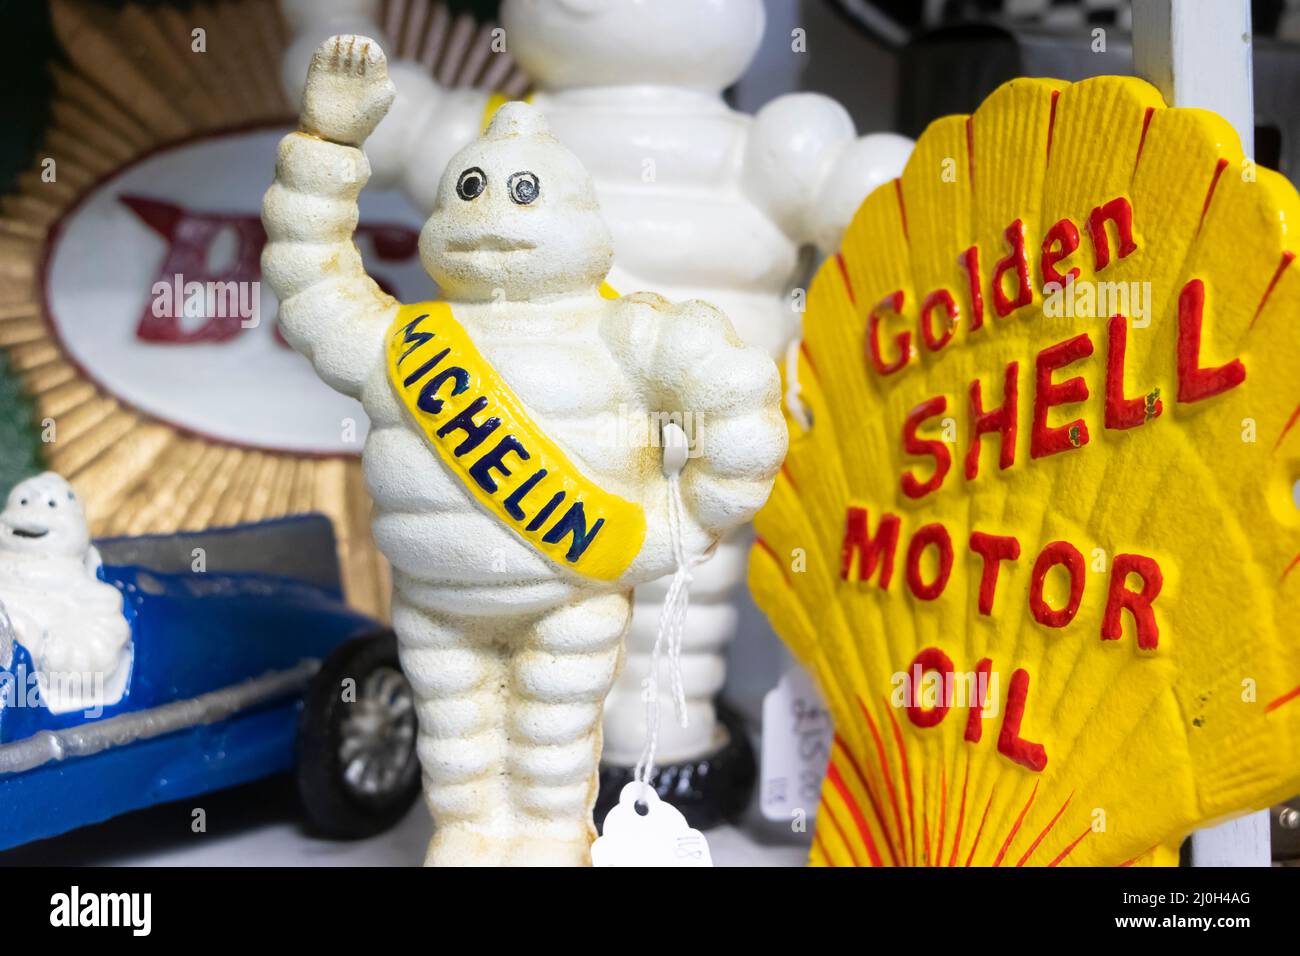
xmin=338 ymin=666 xmax=416 ymax=799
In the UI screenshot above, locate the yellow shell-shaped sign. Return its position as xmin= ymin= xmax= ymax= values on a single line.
xmin=750 ymin=75 xmax=1300 ymax=866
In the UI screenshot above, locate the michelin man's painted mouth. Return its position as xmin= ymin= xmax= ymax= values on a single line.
xmin=445 ymin=237 xmax=537 ymax=253
xmin=7 ymin=526 xmax=48 ymax=539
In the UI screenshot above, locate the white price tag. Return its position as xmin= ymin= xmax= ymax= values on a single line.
xmin=591 ymin=783 xmax=713 ymax=867
xmin=759 ymin=666 xmax=833 ymax=823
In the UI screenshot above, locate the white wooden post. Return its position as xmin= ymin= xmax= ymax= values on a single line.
xmin=1189 ymin=815 xmax=1272 ymax=867
xmin=1132 ymin=0 xmax=1269 ymax=868
xmin=1132 ymin=0 xmax=1255 ymax=156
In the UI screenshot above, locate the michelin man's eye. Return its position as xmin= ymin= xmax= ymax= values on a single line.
xmin=19 ymin=499 xmax=27 ymax=507
xmin=507 ymin=171 xmax=540 ymax=205
xmin=456 ymin=167 xmax=486 ymax=201
xmin=48 ymin=500 xmax=57 ymax=509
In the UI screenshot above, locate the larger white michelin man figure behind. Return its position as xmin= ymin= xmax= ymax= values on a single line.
xmin=281 ymin=0 xmax=912 ymax=784
xmin=262 ymin=36 xmax=784 ymax=865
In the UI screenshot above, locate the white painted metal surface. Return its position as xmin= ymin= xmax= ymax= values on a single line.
xmin=1190 ymin=814 xmax=1272 ymax=867
xmin=1132 ymin=0 xmax=1255 ymax=156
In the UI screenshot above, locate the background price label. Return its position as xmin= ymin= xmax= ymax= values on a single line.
xmin=760 ymin=666 xmax=833 ymax=823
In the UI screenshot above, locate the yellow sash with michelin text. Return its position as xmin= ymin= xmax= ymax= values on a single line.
xmin=386 ymin=302 xmax=645 ymax=582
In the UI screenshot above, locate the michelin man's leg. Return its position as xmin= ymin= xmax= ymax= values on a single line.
xmin=506 ymin=591 xmax=631 ymax=866
xmin=390 ymin=594 xmax=509 ymax=866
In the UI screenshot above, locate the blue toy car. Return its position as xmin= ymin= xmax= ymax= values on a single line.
xmin=0 ymin=515 xmax=420 ymax=851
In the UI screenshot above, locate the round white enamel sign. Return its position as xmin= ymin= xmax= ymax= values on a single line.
xmin=44 ymin=127 xmax=434 ymax=454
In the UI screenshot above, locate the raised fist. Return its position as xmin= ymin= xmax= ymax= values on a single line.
xmin=299 ymin=34 xmax=396 ymax=148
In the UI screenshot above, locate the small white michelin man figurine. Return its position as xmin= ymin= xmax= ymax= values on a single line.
xmin=262 ymin=36 xmax=785 ymax=866
xmin=282 ymin=0 xmax=912 ymax=777
xmin=0 ymin=473 xmax=132 ymax=713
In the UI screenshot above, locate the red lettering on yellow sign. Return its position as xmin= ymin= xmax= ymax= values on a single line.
xmin=841 ymin=509 xmax=1163 ymax=651
xmin=900 ymin=647 xmax=1048 ymax=773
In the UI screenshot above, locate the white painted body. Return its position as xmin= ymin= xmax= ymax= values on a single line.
xmin=0 ymin=473 xmax=132 ymax=714
xmin=281 ymin=0 xmax=912 ymax=766
xmin=261 ymin=39 xmax=783 ymax=864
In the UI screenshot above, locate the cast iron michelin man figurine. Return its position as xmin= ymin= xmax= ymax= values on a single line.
xmin=262 ymin=36 xmax=785 ymax=866
xmin=282 ymin=0 xmax=912 ymax=788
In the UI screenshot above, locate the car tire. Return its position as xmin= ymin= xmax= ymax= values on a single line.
xmin=296 ymin=630 xmax=422 ymax=839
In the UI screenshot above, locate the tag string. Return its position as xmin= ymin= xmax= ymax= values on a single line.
xmin=634 ymin=471 xmax=700 ymax=797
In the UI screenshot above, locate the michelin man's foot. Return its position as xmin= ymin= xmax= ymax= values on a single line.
xmin=424 ymin=825 xmax=510 ymax=867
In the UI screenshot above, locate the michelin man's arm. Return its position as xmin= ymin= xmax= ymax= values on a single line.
xmin=743 ymin=93 xmax=914 ymax=254
xmin=280 ymin=0 xmax=489 ymax=213
xmin=39 ymin=596 xmax=129 ymax=680
xmin=262 ymin=36 xmax=401 ymax=399
xmin=604 ymin=295 xmax=786 ymax=580
xmin=84 ymin=544 xmax=103 ymax=578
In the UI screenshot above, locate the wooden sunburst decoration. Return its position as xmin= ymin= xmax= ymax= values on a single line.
xmin=0 ymin=0 xmax=528 ymax=616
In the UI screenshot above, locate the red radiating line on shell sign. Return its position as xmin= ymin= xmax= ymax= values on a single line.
xmin=964 ymin=791 xmax=995 ymax=866
xmin=835 ymin=252 xmax=855 ymax=305
xmin=752 ymin=536 xmax=791 ymax=589
xmin=799 ymin=340 xmax=820 ymax=379
xmin=836 ymin=734 xmax=901 ymax=865
xmin=921 ymin=763 xmax=932 ymax=865
xmin=885 ymin=701 xmax=918 ymax=866
xmin=1283 ymin=552 xmax=1300 ymax=583
xmin=1266 ymin=683 xmax=1300 ymax=713
xmin=859 ymin=697 xmax=909 ymax=865
xmin=1048 ymin=826 xmax=1093 ymax=867
xmin=948 ymin=759 xmax=971 ymax=867
xmin=1046 ymin=89 xmax=1060 ymax=165
xmin=1249 ymin=251 xmax=1294 ymax=330
xmin=1120 ymin=844 xmax=1159 ymax=867
xmin=827 ymin=760 xmax=884 ymax=866
xmin=1133 ymin=107 xmax=1155 ymax=175
xmin=812 ymin=827 xmax=835 ymax=867
xmin=819 ymin=795 xmax=862 ymax=867
xmin=1196 ymin=158 xmax=1229 ymax=236
xmin=780 ymin=462 xmax=799 ymax=492
xmin=1016 ymin=792 xmax=1074 ymax=866
xmin=992 ymin=781 xmax=1040 ymax=866
xmin=935 ymin=763 xmax=948 ymax=868
xmin=1273 ymin=402 xmax=1300 ymax=453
